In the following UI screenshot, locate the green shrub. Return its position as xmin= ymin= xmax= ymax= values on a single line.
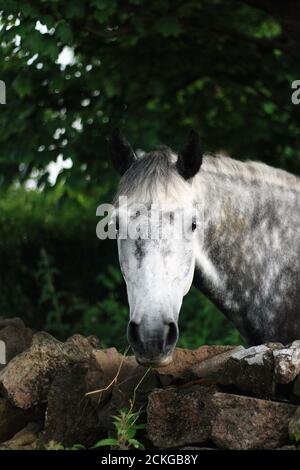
xmin=0 ymin=187 xmax=241 ymax=348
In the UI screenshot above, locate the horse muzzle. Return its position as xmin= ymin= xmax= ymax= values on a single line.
xmin=127 ymin=318 xmax=178 ymax=368
xmin=135 ymin=354 xmax=173 ymax=368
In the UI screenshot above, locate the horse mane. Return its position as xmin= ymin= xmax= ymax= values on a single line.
xmin=114 ymin=146 xmax=300 ymax=206
xmin=113 ymin=146 xmax=193 ymax=206
xmin=202 ymin=154 xmax=300 ymax=190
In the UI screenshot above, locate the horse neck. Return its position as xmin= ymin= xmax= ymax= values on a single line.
xmin=192 ymin=169 xmax=257 ymax=295
xmin=191 ymin=162 xmax=300 ymax=332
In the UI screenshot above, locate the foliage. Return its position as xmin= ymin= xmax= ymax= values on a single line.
xmin=0 ymin=186 xmax=116 ymax=333
xmin=292 ymin=431 xmax=300 ymax=443
xmin=0 ymin=186 xmax=240 ymax=347
xmin=46 ymin=441 xmax=86 ymax=451
xmin=46 ymin=408 xmax=146 ymax=451
xmin=0 ymin=1 xmax=300 ymax=191
xmin=35 ymin=244 xmax=128 ymax=345
xmin=0 ymin=1 xmax=298 ymax=348
xmin=179 ymin=288 xmax=243 ymax=348
xmin=36 ymin=248 xmax=65 ymax=335
xmin=93 ymin=408 xmax=145 ymax=450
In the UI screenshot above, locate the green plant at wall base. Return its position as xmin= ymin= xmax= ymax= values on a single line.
xmin=45 ymin=408 xmax=145 ymax=451
xmin=93 ymin=408 xmax=145 ymax=450
xmin=292 ymin=431 xmax=300 ymax=442
xmin=67 ymin=444 xmax=86 ymax=450
xmin=46 ymin=442 xmax=86 ymax=450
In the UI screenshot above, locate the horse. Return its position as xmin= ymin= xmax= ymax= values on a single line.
xmin=109 ymin=128 xmax=300 ymax=367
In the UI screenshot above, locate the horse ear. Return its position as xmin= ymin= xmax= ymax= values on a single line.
xmin=176 ymin=129 xmax=203 ymax=179
xmin=109 ymin=128 xmax=136 ymax=175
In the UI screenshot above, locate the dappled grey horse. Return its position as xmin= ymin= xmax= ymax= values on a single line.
xmin=110 ymin=128 xmax=300 ymax=367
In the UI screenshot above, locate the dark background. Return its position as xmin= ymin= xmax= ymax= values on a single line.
xmin=0 ymin=0 xmax=299 ymax=349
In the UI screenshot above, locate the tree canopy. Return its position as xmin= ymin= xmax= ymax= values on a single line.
xmin=0 ymin=0 xmax=300 ymax=191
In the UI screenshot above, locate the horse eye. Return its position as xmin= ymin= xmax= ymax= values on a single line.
xmin=192 ymin=221 xmax=197 ymax=231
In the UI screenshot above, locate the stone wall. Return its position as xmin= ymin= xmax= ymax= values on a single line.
xmin=0 ymin=317 xmax=300 ymax=450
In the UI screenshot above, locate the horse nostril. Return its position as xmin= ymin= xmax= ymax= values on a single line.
xmin=165 ymin=322 xmax=178 ymax=349
xmin=128 ymin=319 xmax=178 ymax=359
xmin=127 ymin=321 xmax=142 ymax=350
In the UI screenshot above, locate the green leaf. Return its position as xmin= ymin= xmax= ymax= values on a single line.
xmin=65 ymin=2 xmax=85 ymax=18
xmin=134 ymin=423 xmax=146 ymax=430
xmin=155 ymin=17 xmax=183 ymax=37
xmin=126 ymin=428 xmax=136 ymax=439
xmin=68 ymin=444 xmax=86 ymax=450
xmin=291 ymin=430 xmax=300 ymax=442
xmin=128 ymin=439 xmax=144 ymax=449
xmin=92 ymin=438 xmax=119 ymax=448
xmin=12 ymin=76 xmax=32 ymax=98
xmin=56 ymin=21 xmax=73 ymax=44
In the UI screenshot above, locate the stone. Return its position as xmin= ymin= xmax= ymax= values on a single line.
xmin=211 ymin=392 xmax=297 ymax=449
xmin=207 ymin=344 xmax=277 ymax=397
xmin=86 ymin=348 xmax=162 ymax=434
xmin=0 ymin=317 xmax=33 ymax=371
xmin=86 ymin=345 xmax=234 ymax=395
xmin=0 ymin=325 xmax=33 ymax=367
xmin=0 ymin=398 xmax=34 ymax=443
xmin=0 ymin=317 xmax=26 ymax=329
xmin=180 ymin=446 xmax=218 ymax=450
xmin=0 ymin=422 xmax=42 ymax=450
xmin=87 ymin=346 xmax=233 ymax=426
xmin=66 ymin=333 xmax=100 ymax=350
xmin=274 ymin=341 xmax=300 ymax=384
xmin=157 ymin=345 xmax=236 ymax=382
xmin=1 ymin=327 xmax=299 ymax=451
xmin=293 ymin=374 xmax=300 ymax=397
xmin=86 ymin=346 xmax=229 ymax=414
xmin=86 ymin=348 xmax=136 ymax=402
xmin=0 ymin=332 xmax=96 ymax=409
xmin=277 ymin=445 xmax=298 ymax=450
xmin=44 ymin=363 xmax=101 ymax=448
xmin=192 ymin=345 xmax=245 ymax=378
xmin=288 ymin=406 xmax=300 ymax=442
xmin=147 ymin=385 xmax=297 ymax=450
xmin=147 ymin=384 xmax=216 ymax=449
